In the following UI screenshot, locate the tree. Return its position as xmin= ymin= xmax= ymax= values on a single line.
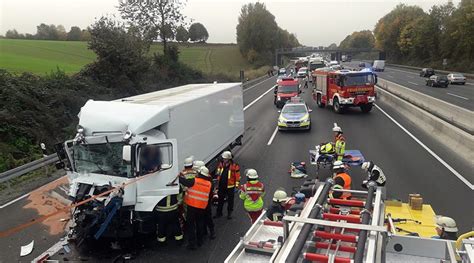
xmin=67 ymin=26 xmax=82 ymax=41
xmin=80 ymin=28 xmax=91 ymax=41
xmin=84 ymin=16 xmax=150 ymax=93
xmin=189 ymin=23 xmax=209 ymax=42
xmin=175 ymin=26 xmax=189 ymax=43
xmin=119 ymin=0 xmax=186 ymax=54
xmin=327 ymin=43 xmax=338 ymax=49
xmin=339 ymin=30 xmax=375 ymax=49
xmin=57 ymin=25 xmax=67 ymax=40
xmin=5 ymin=29 xmax=19 ymax=39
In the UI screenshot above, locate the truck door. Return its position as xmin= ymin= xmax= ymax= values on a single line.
xmin=135 ymin=139 xmax=179 ymax=212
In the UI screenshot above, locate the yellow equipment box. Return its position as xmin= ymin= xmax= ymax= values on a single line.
xmin=385 ymin=201 xmax=438 ymax=238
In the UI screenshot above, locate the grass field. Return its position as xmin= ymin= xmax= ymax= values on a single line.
xmin=0 ymin=39 xmax=265 ymax=79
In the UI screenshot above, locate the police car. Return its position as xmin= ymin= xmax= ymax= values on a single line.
xmin=277 ymin=98 xmax=312 ymax=131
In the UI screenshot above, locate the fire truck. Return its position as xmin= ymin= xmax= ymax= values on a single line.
xmin=312 ymin=68 xmax=377 ymax=113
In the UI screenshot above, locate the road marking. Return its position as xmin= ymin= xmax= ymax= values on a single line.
xmin=466 ymin=82 xmax=473 ymax=86
xmin=447 ymin=93 xmax=469 ymax=100
xmin=243 ymin=86 xmax=274 ymax=111
xmin=387 ymin=75 xmax=394 ymax=78
xmin=267 ymin=127 xmax=279 ymax=145
xmin=0 ymin=193 xmax=29 ymax=209
xmin=408 ymin=75 xmax=415 ymax=79
xmin=375 ymin=104 xmax=474 ymax=190
xmin=243 ymin=76 xmax=274 ymax=93
xmin=407 ymin=81 xmax=418 ymax=86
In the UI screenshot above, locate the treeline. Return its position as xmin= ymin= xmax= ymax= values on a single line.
xmin=374 ymin=1 xmax=473 ymax=71
xmin=236 ymin=3 xmax=300 ymax=66
xmin=4 ymin=24 xmax=91 ymax=41
xmin=339 ymin=30 xmax=375 ymax=50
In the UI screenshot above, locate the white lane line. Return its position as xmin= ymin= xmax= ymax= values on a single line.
xmin=447 ymin=93 xmax=469 ymax=100
xmin=375 ymin=104 xmax=474 ymax=190
xmin=466 ymin=82 xmax=474 ymax=86
xmin=408 ymin=75 xmax=415 ymax=79
xmin=267 ymin=127 xmax=279 ymax=145
xmin=407 ymin=81 xmax=419 ymax=86
xmin=387 ymin=75 xmax=394 ymax=78
xmin=243 ymin=86 xmax=274 ymax=111
xmin=243 ymin=76 xmax=274 ymax=93
xmin=0 ymin=193 xmax=29 ymax=209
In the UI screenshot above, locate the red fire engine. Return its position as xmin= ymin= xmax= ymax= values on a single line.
xmin=312 ymin=68 xmax=377 ymax=113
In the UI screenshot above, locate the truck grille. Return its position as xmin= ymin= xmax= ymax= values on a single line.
xmin=350 ymin=91 xmax=368 ymax=96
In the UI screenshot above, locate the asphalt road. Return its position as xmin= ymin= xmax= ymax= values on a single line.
xmin=0 ymin=75 xmax=472 ymax=262
xmin=345 ymin=61 xmax=474 ymax=111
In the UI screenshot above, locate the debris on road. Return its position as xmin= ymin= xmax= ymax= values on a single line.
xmin=20 ymin=240 xmax=34 ymax=256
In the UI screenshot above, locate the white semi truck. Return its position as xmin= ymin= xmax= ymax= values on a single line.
xmin=55 ymin=83 xmax=244 ymax=244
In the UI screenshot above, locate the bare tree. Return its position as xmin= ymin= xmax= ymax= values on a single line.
xmin=119 ymin=0 xmax=186 ymax=54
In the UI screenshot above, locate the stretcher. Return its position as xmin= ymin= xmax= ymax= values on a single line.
xmin=309 ymin=145 xmax=365 ymax=171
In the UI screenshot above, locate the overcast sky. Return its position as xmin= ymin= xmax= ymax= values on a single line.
xmin=1 ymin=0 xmax=456 ymax=46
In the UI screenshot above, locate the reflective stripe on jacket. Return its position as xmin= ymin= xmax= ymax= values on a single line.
xmin=216 ymin=162 xmax=241 ymax=188
xmin=335 ymin=134 xmax=346 ymax=161
xmin=155 ymin=194 xmax=179 ymax=212
xmin=239 ymin=181 xmax=265 ymax=212
xmin=184 ymin=177 xmax=211 ymax=209
xmin=334 ymin=172 xmax=352 ymax=199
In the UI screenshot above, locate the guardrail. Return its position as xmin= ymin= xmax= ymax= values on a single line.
xmin=386 ymin=63 xmax=474 ymax=79
xmin=0 ymin=155 xmax=59 ymax=184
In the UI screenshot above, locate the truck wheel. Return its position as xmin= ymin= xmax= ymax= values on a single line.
xmin=360 ymin=104 xmax=373 ymax=113
xmin=317 ymin=94 xmax=325 ymax=108
xmin=333 ymin=98 xmax=344 ymax=114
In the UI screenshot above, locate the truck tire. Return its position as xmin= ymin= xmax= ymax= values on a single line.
xmin=316 ymin=94 xmax=325 ymax=108
xmin=333 ymin=98 xmax=344 ymax=114
xmin=360 ymin=104 xmax=373 ymax=113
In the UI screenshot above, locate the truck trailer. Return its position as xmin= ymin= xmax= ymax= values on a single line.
xmin=55 ymin=83 xmax=244 ymax=244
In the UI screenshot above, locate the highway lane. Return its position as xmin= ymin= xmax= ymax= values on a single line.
xmin=345 ymin=62 xmax=474 ymax=111
xmin=2 ymin=76 xmax=473 ymax=262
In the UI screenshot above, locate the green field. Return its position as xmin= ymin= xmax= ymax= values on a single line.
xmin=0 ymin=39 xmax=263 ymax=79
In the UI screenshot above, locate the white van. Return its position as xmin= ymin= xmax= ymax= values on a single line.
xmin=373 ymin=60 xmax=385 ymax=72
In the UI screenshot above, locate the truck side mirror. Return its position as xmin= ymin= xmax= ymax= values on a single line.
xmin=123 ymin=145 xmax=132 ymax=162
xmin=374 ymin=75 xmax=378 ymax=84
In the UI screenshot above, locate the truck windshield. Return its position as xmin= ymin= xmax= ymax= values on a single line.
xmin=72 ymin=142 xmax=132 ymax=177
xmin=310 ymin=63 xmax=324 ymax=71
xmin=342 ymin=73 xmax=375 ymax=86
xmin=278 ymin=85 xmax=298 ymax=93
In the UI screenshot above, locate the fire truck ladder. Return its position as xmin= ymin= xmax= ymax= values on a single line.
xmin=279 ymin=180 xmax=387 ymax=263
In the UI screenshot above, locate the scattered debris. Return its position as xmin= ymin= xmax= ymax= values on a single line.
xmin=20 ymin=240 xmax=34 ymax=256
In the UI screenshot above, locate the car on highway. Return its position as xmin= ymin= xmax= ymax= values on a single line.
xmin=372 ymin=60 xmax=385 ymax=72
xmin=277 ymin=99 xmax=312 ymax=131
xmin=278 ymin=68 xmax=287 ymax=75
xmin=297 ymin=67 xmax=308 ymax=78
xmin=426 ymin=75 xmax=449 ymax=88
xmin=274 ymin=78 xmax=301 ymax=108
xmin=330 ymin=65 xmax=343 ymax=70
xmin=420 ymin=68 xmax=435 ymax=77
xmin=328 ymin=60 xmax=339 ymax=67
xmin=447 ymin=73 xmax=466 ymax=85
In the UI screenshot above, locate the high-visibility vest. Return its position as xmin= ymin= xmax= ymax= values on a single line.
xmin=335 ymin=134 xmax=346 ymax=161
xmin=334 ymin=172 xmax=352 ymax=199
xmin=240 ymin=181 xmax=265 ymax=212
xmin=216 ymin=162 xmax=241 ymax=188
xmin=155 ymin=194 xmax=179 ymax=212
xmin=184 ymin=177 xmax=211 ymax=209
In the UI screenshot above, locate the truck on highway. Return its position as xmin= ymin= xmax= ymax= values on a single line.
xmin=55 ymin=83 xmax=244 ymax=244
xmin=274 ymin=78 xmax=301 ymax=108
xmin=372 ymin=60 xmax=385 ymax=72
xmin=312 ymin=68 xmax=377 ymax=113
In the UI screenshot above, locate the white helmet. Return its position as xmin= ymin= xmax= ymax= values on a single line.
xmin=333 ymin=160 xmax=344 ymax=170
xmin=199 ymin=166 xmax=210 ymax=177
xmin=361 ymin=161 xmax=371 ymax=171
xmin=273 ymin=189 xmax=289 ymax=202
xmin=332 ymin=126 xmax=342 ymax=133
xmin=222 ymin=151 xmax=232 ymax=160
xmin=184 ymin=156 xmax=194 ymax=167
xmin=246 ymin=169 xmax=258 ymax=179
xmin=435 ymin=216 xmax=458 ymax=232
xmin=193 ymin=160 xmax=205 ymax=171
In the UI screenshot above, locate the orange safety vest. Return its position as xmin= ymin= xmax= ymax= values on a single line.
xmin=216 ymin=162 xmax=241 ymax=188
xmin=184 ymin=177 xmax=211 ymax=209
xmin=334 ymin=172 xmax=352 ymax=199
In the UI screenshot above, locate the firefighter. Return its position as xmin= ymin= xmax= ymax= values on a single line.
xmin=361 ymin=161 xmax=386 ymax=188
xmin=194 ymin=161 xmax=216 ymax=239
xmin=181 ymin=157 xmax=198 ymax=181
xmin=214 ymin=151 xmax=240 ymax=219
xmin=433 ymin=216 xmax=458 ymax=240
xmin=155 ymin=193 xmax=183 ymax=246
xmin=333 ymin=126 xmax=346 ymax=161
xmin=180 ymin=167 xmax=212 ymax=250
xmin=331 ymin=161 xmax=352 ymax=199
xmin=239 ymin=169 xmax=265 ymax=223
xmin=266 ymin=189 xmax=289 ymax=221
